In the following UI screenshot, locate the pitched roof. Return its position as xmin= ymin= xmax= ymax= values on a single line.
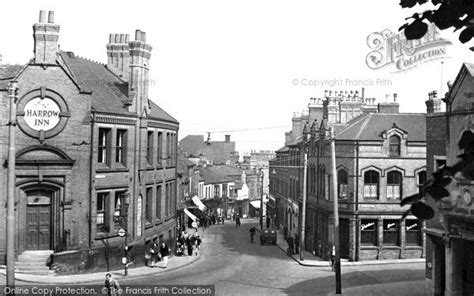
xmin=148 ymin=100 xmax=178 ymax=123
xmin=58 ymin=52 xmax=178 ymax=123
xmin=179 ymin=135 xmax=236 ymax=164
xmin=0 ymin=64 xmax=24 ymax=89
xmin=59 ymin=52 xmax=131 ymax=115
xmin=337 ymin=113 xmax=426 ymax=141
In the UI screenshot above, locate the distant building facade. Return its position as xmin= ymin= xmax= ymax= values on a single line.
xmin=0 ymin=11 xmax=178 ymax=273
xmin=179 ymin=134 xmax=239 ymax=165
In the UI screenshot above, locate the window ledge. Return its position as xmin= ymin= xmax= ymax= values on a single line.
xmin=145 ymin=222 xmax=153 ymax=229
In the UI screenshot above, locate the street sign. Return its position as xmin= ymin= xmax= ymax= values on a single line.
xmin=192 ymin=221 xmax=197 ymax=228
xmin=118 ymin=228 xmax=126 ymax=237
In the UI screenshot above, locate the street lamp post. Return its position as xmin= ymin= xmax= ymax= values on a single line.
xmin=6 ymin=81 xmax=18 ymax=289
xmin=118 ymin=228 xmax=128 ymax=276
xmin=300 ymin=149 xmax=307 ymax=261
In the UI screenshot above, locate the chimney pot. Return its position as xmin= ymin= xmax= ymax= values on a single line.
xmin=141 ymin=31 xmax=147 ymax=42
xmin=135 ymin=30 xmax=141 ymax=41
xmin=109 ymin=34 xmax=114 ymax=43
xmin=125 ymin=34 xmax=130 ymax=43
xmin=39 ymin=10 xmax=46 ymax=23
xmin=120 ymin=34 xmax=125 ymax=43
xmin=48 ymin=11 xmax=55 ymax=24
xmin=114 ymin=34 xmax=120 ymax=43
xmin=393 ymin=93 xmax=398 ymax=102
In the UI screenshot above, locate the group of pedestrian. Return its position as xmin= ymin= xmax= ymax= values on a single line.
xmin=147 ymin=239 xmax=170 ymax=268
xmin=177 ymin=231 xmax=202 ymax=257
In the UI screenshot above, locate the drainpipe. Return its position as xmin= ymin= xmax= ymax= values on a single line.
xmin=88 ymin=112 xmax=95 ymax=249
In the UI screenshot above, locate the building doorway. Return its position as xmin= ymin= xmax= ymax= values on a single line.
xmin=26 ymin=190 xmax=52 ymax=250
xmin=462 ymin=240 xmax=474 ymax=294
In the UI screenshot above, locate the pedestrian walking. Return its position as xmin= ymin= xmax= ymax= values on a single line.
xmin=294 ymin=233 xmax=300 ymax=254
xmin=196 ymin=235 xmax=202 ymax=250
xmin=330 ymin=245 xmax=336 ymax=271
xmin=160 ymin=241 xmax=170 ymax=269
xmin=236 ymin=215 xmax=241 ymax=227
xmin=286 ymin=235 xmax=294 ymax=255
xmin=186 ymin=235 xmax=193 ymax=256
xmin=149 ymin=240 xmax=159 ymax=267
xmin=104 ymin=273 xmax=121 ymax=296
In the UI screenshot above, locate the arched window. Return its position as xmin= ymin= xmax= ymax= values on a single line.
xmin=338 ymin=170 xmax=348 ymax=199
xmin=364 ymin=170 xmax=379 ymax=199
xmin=387 ymin=171 xmax=403 ymax=199
xmin=389 ymin=135 xmax=401 ymax=156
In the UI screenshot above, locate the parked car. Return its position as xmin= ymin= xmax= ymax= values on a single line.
xmin=260 ymin=228 xmax=277 ymax=245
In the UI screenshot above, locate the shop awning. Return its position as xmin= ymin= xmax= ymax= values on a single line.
xmin=184 ymin=208 xmax=198 ymax=222
xmin=192 ymin=195 xmax=207 ymax=211
xmin=250 ymin=200 xmax=261 ymax=209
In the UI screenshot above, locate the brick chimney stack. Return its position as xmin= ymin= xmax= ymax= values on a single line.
xmin=106 ymin=33 xmax=130 ymax=81
xmin=33 ymin=10 xmax=60 ymax=65
xmin=425 ymin=90 xmax=442 ymax=114
xmin=128 ymin=29 xmax=152 ymax=115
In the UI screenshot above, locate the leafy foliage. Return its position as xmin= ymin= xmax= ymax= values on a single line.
xmin=399 ymin=0 xmax=474 ymax=49
xmin=400 ymin=130 xmax=474 ymax=220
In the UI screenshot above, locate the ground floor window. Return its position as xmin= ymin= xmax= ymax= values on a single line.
xmin=405 ymin=220 xmax=422 ymax=246
xmin=383 ymin=220 xmax=400 ymax=245
xmin=97 ymin=192 xmax=108 ymax=232
xmin=361 ymin=219 xmax=377 ymax=246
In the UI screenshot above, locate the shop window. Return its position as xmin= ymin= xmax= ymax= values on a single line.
xmin=97 ymin=192 xmax=108 ymax=232
xmin=115 ymin=129 xmax=127 ymax=165
xmin=361 ymin=219 xmax=377 ymax=245
xmin=156 ymin=185 xmax=162 ymax=221
xmin=387 ymin=171 xmax=402 ymax=199
xmin=145 ymin=187 xmax=153 ymax=223
xmin=405 ymin=220 xmax=422 ymax=246
xmin=338 ymin=170 xmax=348 ymax=199
xmin=364 ymin=170 xmax=379 ymax=199
xmin=98 ymin=128 xmax=111 ymax=165
xmin=383 ymin=220 xmax=400 ymax=245
xmin=147 ymin=131 xmax=154 ymax=164
xmin=389 ymin=135 xmax=401 ymax=156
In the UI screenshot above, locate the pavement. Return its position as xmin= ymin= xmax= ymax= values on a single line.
xmin=0 ymin=218 xmax=425 ymax=285
xmin=0 ymin=228 xmax=205 ymax=285
xmin=256 ymin=223 xmax=426 ymax=268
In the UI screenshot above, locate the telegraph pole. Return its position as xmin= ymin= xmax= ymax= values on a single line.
xmin=6 ymin=81 xmax=18 ymax=289
xmin=260 ymin=169 xmax=264 ymax=231
xmin=300 ymin=149 xmax=307 ymax=261
xmin=330 ymin=126 xmax=341 ymax=294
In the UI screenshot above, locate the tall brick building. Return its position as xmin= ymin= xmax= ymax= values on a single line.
xmin=270 ymin=90 xmax=427 ymax=261
xmin=0 ymin=11 xmax=178 ymax=273
xmin=424 ymin=64 xmax=474 ymax=295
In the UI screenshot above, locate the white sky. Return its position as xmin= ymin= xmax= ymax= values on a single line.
xmin=1 ymin=0 xmax=473 ymax=153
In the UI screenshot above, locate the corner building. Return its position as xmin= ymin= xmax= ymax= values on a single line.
xmin=0 ymin=11 xmax=179 ymax=273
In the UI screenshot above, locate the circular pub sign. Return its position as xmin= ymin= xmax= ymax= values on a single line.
xmin=23 ymin=97 xmax=61 ymax=131
xmin=17 ymin=87 xmax=70 ymax=139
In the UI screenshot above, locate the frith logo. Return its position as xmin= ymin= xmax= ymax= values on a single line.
xmin=366 ymin=23 xmax=451 ymax=72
